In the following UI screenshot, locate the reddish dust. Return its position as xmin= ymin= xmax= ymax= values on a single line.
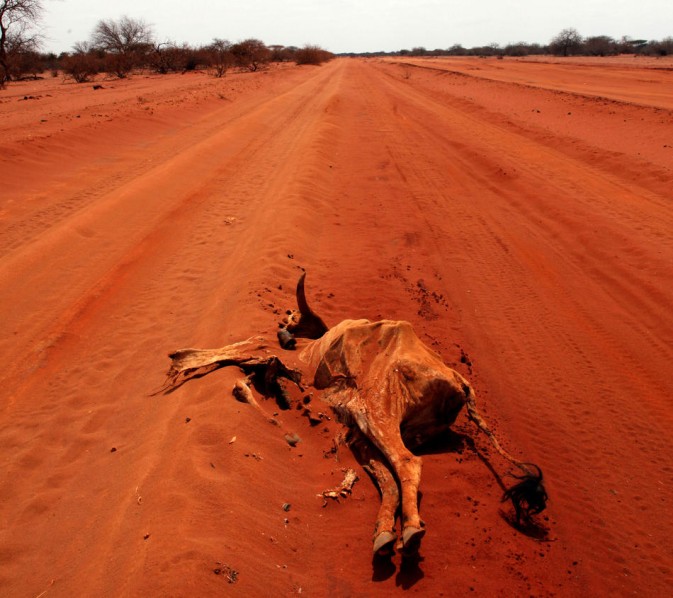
xmin=1 ymin=57 xmax=672 ymax=596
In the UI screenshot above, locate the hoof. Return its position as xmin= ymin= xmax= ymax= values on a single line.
xmin=373 ymin=531 xmax=397 ymax=557
xmin=401 ymin=526 xmax=426 ymax=555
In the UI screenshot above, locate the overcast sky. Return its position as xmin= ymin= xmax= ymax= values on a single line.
xmin=42 ymin=0 xmax=673 ymax=54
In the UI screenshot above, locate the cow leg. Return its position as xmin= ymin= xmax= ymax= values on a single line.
xmin=356 ymin=419 xmax=425 ymax=554
xmin=365 ymin=459 xmax=399 ymax=556
xmin=350 ymin=430 xmax=399 ymax=556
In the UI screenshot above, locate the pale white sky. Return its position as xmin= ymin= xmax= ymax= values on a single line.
xmin=41 ymin=0 xmax=673 ymax=54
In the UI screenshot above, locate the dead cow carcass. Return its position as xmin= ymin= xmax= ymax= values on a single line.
xmin=164 ymin=273 xmax=548 ymax=556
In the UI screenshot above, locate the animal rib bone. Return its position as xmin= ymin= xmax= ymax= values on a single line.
xmin=321 ymin=468 xmax=359 ymax=503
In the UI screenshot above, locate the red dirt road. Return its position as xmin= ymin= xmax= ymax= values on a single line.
xmin=1 ymin=58 xmax=672 ymax=596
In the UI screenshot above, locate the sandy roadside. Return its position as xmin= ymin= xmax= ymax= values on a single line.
xmin=1 ymin=58 xmax=672 ymax=596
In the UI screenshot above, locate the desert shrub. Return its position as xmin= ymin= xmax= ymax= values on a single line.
xmin=503 ymin=42 xmax=530 ymax=57
xmin=645 ymin=37 xmax=673 ymax=56
xmin=269 ymin=44 xmax=297 ymax=62
xmin=294 ymin=45 xmax=333 ymax=65
xmin=230 ymin=38 xmax=270 ymax=71
xmin=472 ymin=44 xmax=501 ymax=57
xmin=582 ymin=36 xmax=618 ymax=56
xmin=444 ymin=44 xmax=464 ymax=56
xmin=100 ymin=51 xmax=131 ymax=77
xmin=60 ymin=42 xmax=102 ymax=82
xmin=41 ymin=51 xmax=58 ymax=75
xmin=150 ymin=42 xmax=196 ymax=73
xmin=61 ymin=51 xmax=101 ymax=82
xmin=10 ymin=49 xmax=43 ymax=79
xmin=182 ymin=48 xmax=203 ymax=71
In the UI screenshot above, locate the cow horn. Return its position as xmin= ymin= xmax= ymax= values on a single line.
xmin=293 ymin=272 xmax=329 ymax=339
xmin=296 ymin=271 xmax=312 ymax=315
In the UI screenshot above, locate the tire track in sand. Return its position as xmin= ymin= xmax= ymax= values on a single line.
xmin=0 ymin=62 xmax=349 ymax=597
xmin=356 ymin=61 xmax=673 ymax=594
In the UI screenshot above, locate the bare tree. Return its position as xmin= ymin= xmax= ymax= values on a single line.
xmin=0 ymin=0 xmax=43 ymax=87
xmin=151 ymin=40 xmax=181 ymax=74
xmin=549 ymin=28 xmax=582 ymax=56
xmin=91 ymin=15 xmax=154 ymax=77
xmin=207 ymin=38 xmax=233 ymax=77
xmin=92 ymin=15 xmax=153 ymax=53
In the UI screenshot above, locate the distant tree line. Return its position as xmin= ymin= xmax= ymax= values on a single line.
xmin=342 ymin=28 xmax=673 ymax=59
xmin=0 ymin=8 xmax=333 ymax=87
xmin=1 ymin=2 xmax=671 ymax=88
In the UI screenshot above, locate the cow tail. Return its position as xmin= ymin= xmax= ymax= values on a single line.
xmin=464 ymin=389 xmax=549 ymax=523
xmin=464 ymin=391 xmax=532 ymax=476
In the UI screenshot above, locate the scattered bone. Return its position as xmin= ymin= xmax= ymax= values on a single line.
xmin=321 ymin=468 xmax=359 ymax=504
xmin=233 ymin=378 xmax=278 ymax=426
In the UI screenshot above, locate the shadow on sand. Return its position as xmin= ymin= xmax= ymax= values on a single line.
xmin=372 ymin=552 xmax=425 ymax=588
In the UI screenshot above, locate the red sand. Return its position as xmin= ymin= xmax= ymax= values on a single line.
xmin=1 ymin=57 xmax=672 ymax=596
